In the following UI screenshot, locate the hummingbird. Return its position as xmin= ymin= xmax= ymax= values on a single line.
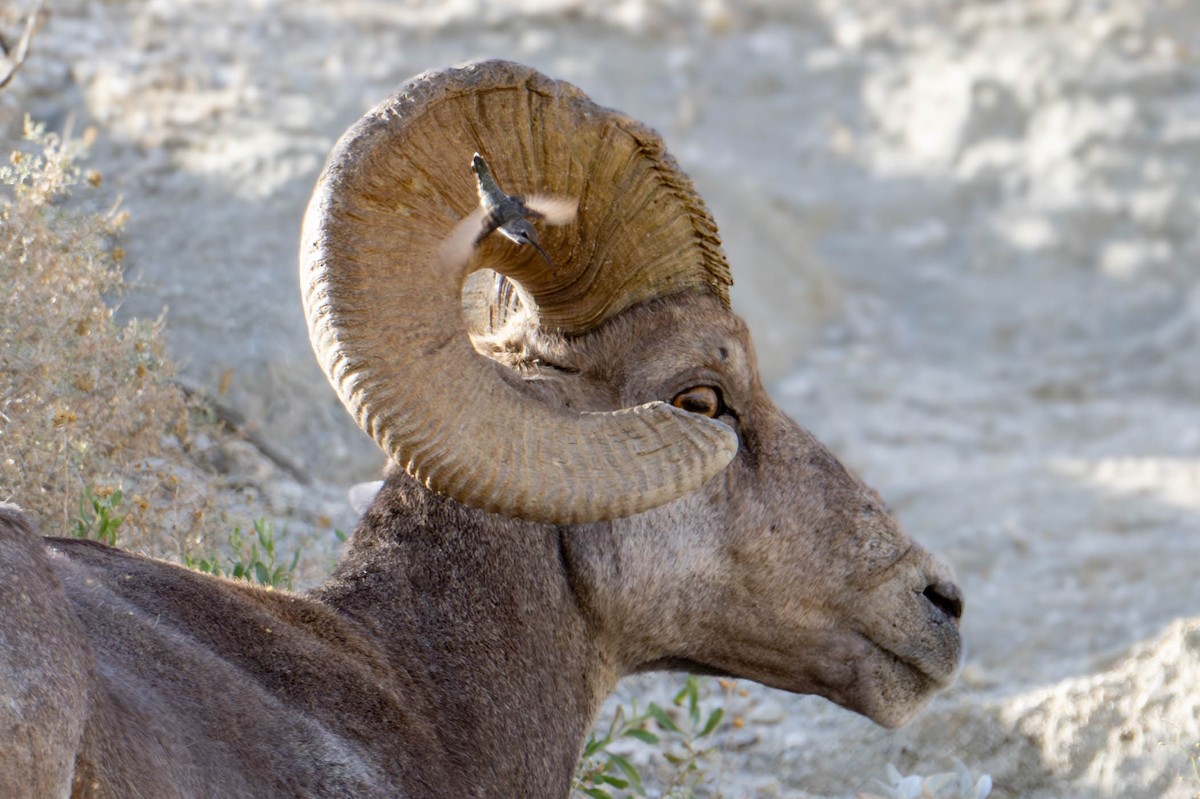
xmin=471 ymin=153 xmax=577 ymax=266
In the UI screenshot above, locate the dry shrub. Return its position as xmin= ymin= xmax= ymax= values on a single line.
xmin=0 ymin=118 xmax=221 ymax=556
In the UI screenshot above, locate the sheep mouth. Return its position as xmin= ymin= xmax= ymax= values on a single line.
xmin=845 ymin=630 xmax=963 ymax=728
xmin=635 ymin=624 xmax=960 ymax=729
xmin=719 ymin=630 xmax=959 ymax=727
xmin=875 ymin=634 xmax=962 ymax=689
xmin=878 ymin=623 xmax=960 ymax=676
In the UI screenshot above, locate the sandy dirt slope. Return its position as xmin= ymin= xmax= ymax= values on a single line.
xmin=3 ymin=1 xmax=1199 ymax=796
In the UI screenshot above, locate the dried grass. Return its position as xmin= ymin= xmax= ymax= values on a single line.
xmin=0 ymin=118 xmax=222 ymax=557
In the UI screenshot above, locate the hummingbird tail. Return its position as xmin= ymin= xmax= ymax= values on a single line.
xmin=472 ymin=153 xmax=489 ymax=178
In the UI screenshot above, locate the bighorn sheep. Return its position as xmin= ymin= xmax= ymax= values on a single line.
xmin=0 ymin=61 xmax=963 ymax=798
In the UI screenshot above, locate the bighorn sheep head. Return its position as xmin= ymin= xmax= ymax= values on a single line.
xmin=301 ymin=60 xmax=962 ymax=729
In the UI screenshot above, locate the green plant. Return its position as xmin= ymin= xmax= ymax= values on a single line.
xmin=184 ymin=519 xmax=300 ymax=589
xmin=72 ymin=486 xmax=124 ymax=546
xmin=859 ymin=760 xmax=992 ymax=799
xmin=575 ymin=702 xmax=653 ymax=798
xmin=574 ymin=675 xmax=729 ymax=799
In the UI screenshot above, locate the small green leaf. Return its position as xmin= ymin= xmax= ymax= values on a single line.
xmin=581 ymin=736 xmax=605 ymax=759
xmin=699 ymin=707 xmax=724 ymax=737
xmin=622 ymin=728 xmax=659 ymax=745
xmin=607 ymin=753 xmax=645 ymax=796
xmin=673 ymin=683 xmax=688 ymax=705
xmin=674 ymin=675 xmax=701 ymax=726
xmin=595 ymin=774 xmax=628 ymax=789
xmin=647 ymin=703 xmax=680 ymax=733
xmin=580 ymin=788 xmax=612 ymax=799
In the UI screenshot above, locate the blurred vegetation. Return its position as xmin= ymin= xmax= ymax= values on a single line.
xmin=184 ymin=518 xmax=300 ymax=589
xmin=575 ymin=675 xmax=732 ymax=798
xmin=0 ymin=118 xmax=231 ymax=558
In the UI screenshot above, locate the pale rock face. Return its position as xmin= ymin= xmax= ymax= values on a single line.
xmin=4 ymin=0 xmax=1199 ymax=795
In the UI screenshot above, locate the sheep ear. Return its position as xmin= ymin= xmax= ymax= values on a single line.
xmin=348 ymin=481 xmax=384 ymax=516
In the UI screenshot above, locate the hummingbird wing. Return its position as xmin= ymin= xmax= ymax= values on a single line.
xmin=473 ymin=214 xmax=501 ymax=246
xmin=438 ymin=207 xmax=490 ymax=273
xmin=524 ymin=194 xmax=578 ymax=226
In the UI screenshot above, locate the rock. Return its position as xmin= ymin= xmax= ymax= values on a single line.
xmin=749 ymin=700 xmax=787 ymax=726
xmin=908 ymin=618 xmax=1200 ymax=798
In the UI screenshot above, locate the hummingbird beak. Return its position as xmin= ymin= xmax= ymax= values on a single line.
xmin=502 ymin=222 xmax=555 ymax=266
xmin=523 ymin=235 xmax=554 ymax=267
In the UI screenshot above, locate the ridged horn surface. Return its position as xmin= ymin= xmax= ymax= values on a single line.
xmin=300 ymin=60 xmax=738 ymax=523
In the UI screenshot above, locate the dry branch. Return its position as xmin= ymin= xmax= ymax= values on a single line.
xmin=0 ymin=1 xmax=44 ymax=91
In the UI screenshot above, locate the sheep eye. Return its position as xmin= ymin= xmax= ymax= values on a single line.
xmin=671 ymin=386 xmax=722 ymax=418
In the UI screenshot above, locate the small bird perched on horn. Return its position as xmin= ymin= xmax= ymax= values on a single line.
xmin=471 ymin=153 xmax=577 ymax=265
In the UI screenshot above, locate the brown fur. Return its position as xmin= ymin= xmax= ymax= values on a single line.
xmin=0 ymin=295 xmax=961 ymax=798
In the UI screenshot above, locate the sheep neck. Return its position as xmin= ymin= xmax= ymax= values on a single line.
xmin=313 ymin=478 xmax=616 ymax=797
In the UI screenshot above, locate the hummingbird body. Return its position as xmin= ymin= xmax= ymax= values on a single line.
xmin=470 ymin=154 xmax=576 ymax=265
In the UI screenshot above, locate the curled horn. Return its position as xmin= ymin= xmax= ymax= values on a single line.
xmin=300 ymin=60 xmax=737 ymax=523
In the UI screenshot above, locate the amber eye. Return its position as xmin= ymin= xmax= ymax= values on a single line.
xmin=671 ymin=386 xmax=722 ymax=418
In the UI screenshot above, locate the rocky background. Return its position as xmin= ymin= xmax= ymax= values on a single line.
xmin=2 ymin=0 xmax=1199 ymax=796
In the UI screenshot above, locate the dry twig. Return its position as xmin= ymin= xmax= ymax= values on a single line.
xmin=0 ymin=0 xmax=44 ymax=91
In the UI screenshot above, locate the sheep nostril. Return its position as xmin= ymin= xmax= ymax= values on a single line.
xmin=923 ymin=581 xmax=963 ymax=623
